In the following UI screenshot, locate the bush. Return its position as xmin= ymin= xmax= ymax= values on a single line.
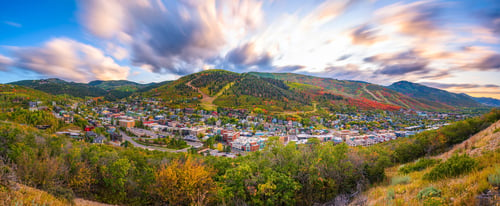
xmin=399 ymin=158 xmax=440 ymax=174
xmin=46 ymin=186 xmax=75 ymax=202
xmin=487 ymin=167 xmax=500 ymax=187
xmin=391 ymin=176 xmax=411 ymax=185
xmin=417 ymin=186 xmax=441 ymax=200
xmin=424 ymin=154 xmax=477 ymax=181
xmin=386 ymin=188 xmax=395 ymax=200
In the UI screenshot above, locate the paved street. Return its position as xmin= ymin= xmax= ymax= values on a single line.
xmin=119 ymin=131 xmax=189 ymax=153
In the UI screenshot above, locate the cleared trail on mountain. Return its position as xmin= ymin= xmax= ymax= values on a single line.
xmin=186 ymin=77 xmax=234 ymax=110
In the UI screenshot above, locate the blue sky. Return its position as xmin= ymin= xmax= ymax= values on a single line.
xmin=0 ymin=0 xmax=499 ymax=98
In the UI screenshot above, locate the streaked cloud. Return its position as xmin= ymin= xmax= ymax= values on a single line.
xmin=4 ymin=21 xmax=21 ymax=28
xmin=0 ymin=55 xmax=13 ymax=70
xmin=422 ymin=82 xmax=500 ymax=98
xmin=226 ymin=42 xmax=272 ymax=67
xmin=350 ymin=24 xmax=384 ymax=45
xmin=10 ymin=38 xmax=129 ymax=82
xmin=375 ymin=0 xmax=447 ymax=38
xmin=78 ymin=0 xmax=264 ymax=75
xmin=1 ymin=0 xmax=500 ymax=98
xmin=472 ymin=54 xmax=500 ymax=70
xmin=422 ymin=82 xmax=500 ymax=89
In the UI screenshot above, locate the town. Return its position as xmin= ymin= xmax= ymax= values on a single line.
xmin=44 ymin=96 xmax=475 ymax=157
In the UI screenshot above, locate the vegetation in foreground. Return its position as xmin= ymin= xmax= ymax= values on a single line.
xmin=0 ymin=109 xmax=499 ymax=205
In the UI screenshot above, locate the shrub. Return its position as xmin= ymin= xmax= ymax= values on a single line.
xmin=391 ymin=176 xmax=411 ymax=185
xmin=386 ymin=188 xmax=395 ymax=200
xmin=424 ymin=154 xmax=477 ymax=181
xmin=487 ymin=167 xmax=500 ymax=187
xmin=417 ymin=186 xmax=441 ymax=200
xmin=399 ymin=158 xmax=440 ymax=174
xmin=46 ymin=186 xmax=75 ymax=202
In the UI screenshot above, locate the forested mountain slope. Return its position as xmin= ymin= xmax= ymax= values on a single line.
xmin=388 ymin=81 xmax=483 ymax=108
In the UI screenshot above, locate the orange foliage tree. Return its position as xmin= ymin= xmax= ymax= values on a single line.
xmin=153 ymin=157 xmax=216 ymax=205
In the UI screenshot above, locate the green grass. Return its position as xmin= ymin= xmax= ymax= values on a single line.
xmin=391 ymin=176 xmax=411 ymax=185
xmin=424 ymin=154 xmax=477 ymax=181
xmin=487 ymin=167 xmax=500 ymax=187
xmin=399 ymin=158 xmax=440 ymax=174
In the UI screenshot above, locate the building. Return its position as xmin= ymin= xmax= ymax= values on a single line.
xmin=119 ymin=119 xmax=135 ymax=128
xmin=93 ymin=135 xmax=105 ymax=144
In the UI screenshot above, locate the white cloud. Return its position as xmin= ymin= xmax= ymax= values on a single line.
xmin=0 ymin=55 xmax=13 ymax=70
xmin=78 ymin=0 xmax=264 ymax=75
xmin=11 ymin=38 xmax=130 ymax=82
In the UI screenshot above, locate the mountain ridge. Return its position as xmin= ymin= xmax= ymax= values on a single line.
xmin=388 ymin=81 xmax=483 ymax=107
xmin=6 ymin=70 xmax=495 ymax=111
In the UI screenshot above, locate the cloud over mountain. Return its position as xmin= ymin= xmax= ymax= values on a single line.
xmin=10 ymin=38 xmax=129 ymax=82
xmin=79 ymin=0 xmax=264 ymax=75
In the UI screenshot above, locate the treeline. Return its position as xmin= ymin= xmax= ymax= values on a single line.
xmin=228 ymin=75 xmax=311 ymax=105
xmin=1 ymin=109 xmax=499 ymax=205
xmin=10 ymin=81 xmax=108 ymax=98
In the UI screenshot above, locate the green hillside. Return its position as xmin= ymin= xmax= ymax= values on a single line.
xmin=9 ymin=78 xmax=107 ymax=98
xmin=9 ymin=78 xmax=163 ymax=101
xmin=388 ymin=81 xmax=483 ymax=108
xmin=249 ymin=72 xmax=453 ymax=111
xmin=213 ymin=73 xmax=313 ymax=112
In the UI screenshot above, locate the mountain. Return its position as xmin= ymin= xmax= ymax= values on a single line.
xmin=135 ymin=69 xmax=314 ymax=111
xmin=8 ymin=78 xmax=166 ymax=101
xmin=388 ymin=81 xmax=482 ymax=107
xmin=9 ymin=78 xmax=107 ymax=98
xmin=249 ymin=72 xmax=453 ymax=111
xmin=135 ymin=70 xmax=459 ymax=112
xmin=472 ymin=97 xmax=500 ymax=107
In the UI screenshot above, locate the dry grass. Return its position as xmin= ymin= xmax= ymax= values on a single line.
xmin=0 ymin=184 xmax=69 ymax=206
xmin=0 ymin=184 xmax=115 ymax=206
xmin=357 ymin=120 xmax=500 ymax=206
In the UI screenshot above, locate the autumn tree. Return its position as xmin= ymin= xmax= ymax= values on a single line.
xmin=154 ymin=157 xmax=216 ymax=205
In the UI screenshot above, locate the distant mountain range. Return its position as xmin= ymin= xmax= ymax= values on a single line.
xmin=471 ymin=97 xmax=500 ymax=107
xmin=9 ymin=78 xmax=170 ymax=101
xmin=387 ymin=81 xmax=483 ymax=107
xmin=6 ymin=70 xmax=499 ymax=111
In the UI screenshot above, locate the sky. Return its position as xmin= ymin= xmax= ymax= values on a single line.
xmin=0 ymin=0 xmax=499 ymax=98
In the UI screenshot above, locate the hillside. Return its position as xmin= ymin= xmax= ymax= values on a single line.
xmin=9 ymin=78 xmax=162 ymax=101
xmin=9 ymin=78 xmax=107 ymax=98
xmin=136 ymin=70 xmax=314 ymax=111
xmin=388 ymin=81 xmax=483 ymax=108
xmin=357 ymin=120 xmax=500 ymax=205
xmin=473 ymin=97 xmax=500 ymax=107
xmin=0 ymin=84 xmax=76 ymax=109
xmin=249 ymin=72 xmax=453 ymax=111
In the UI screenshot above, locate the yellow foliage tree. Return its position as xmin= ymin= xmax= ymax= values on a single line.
xmin=217 ymin=143 xmax=224 ymax=151
xmin=154 ymin=157 xmax=216 ymax=205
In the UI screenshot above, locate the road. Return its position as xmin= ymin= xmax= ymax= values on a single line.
xmin=119 ymin=131 xmax=189 ymax=153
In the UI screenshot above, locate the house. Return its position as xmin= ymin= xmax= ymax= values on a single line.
xmin=110 ymin=132 xmax=122 ymax=142
xmin=86 ymin=131 xmax=98 ymax=139
xmin=93 ymin=135 xmax=105 ymax=144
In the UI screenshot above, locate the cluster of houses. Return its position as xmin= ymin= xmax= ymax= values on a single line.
xmin=32 ymin=97 xmax=474 ymax=154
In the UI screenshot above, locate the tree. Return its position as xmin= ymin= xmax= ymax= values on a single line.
xmin=101 ymin=158 xmax=131 ymax=202
xmin=154 ymin=158 xmax=216 ymax=205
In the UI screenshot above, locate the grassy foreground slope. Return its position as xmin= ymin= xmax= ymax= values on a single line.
xmin=358 ymin=120 xmax=500 ymax=205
